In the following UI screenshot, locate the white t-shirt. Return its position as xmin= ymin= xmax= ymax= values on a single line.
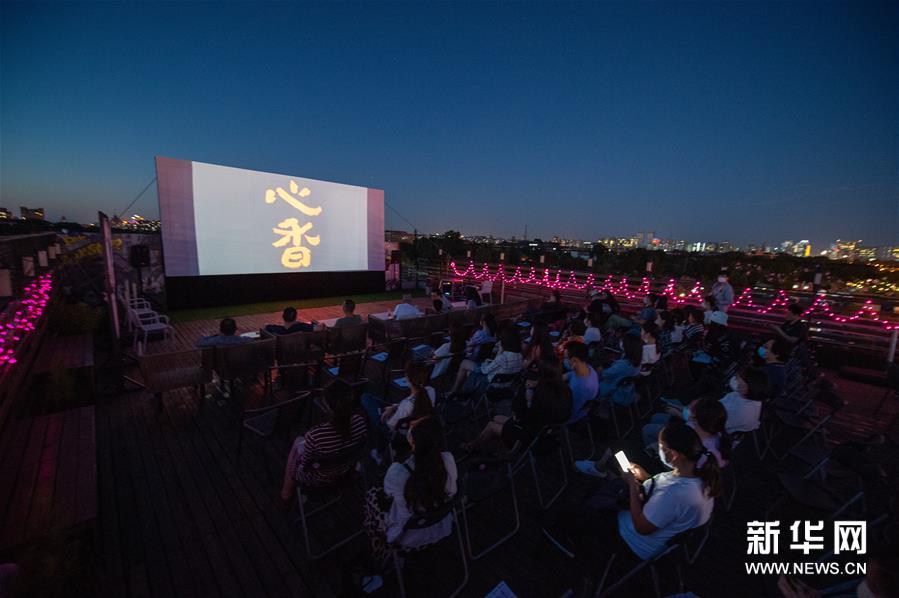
xmin=642 ymin=344 xmax=659 ymax=366
xmin=583 ymin=327 xmax=602 ymax=345
xmin=431 ymin=343 xmax=453 ymax=378
xmin=617 ymin=472 xmax=713 ymax=560
xmin=393 ymin=303 xmax=422 ymax=320
xmin=386 ymin=387 xmax=437 ymax=430
xmin=719 ymin=391 xmax=762 ymax=433
xmin=384 ymin=452 xmax=458 ymax=547
xmin=671 ymin=325 xmax=684 ymax=343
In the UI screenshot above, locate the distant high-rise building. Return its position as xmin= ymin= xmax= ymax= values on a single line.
xmin=0 ymin=207 xmax=11 ymax=220
xmin=19 ymin=206 xmax=45 ymax=221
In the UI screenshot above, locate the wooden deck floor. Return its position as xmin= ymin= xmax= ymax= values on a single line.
xmin=92 ymin=301 xmax=899 ymax=598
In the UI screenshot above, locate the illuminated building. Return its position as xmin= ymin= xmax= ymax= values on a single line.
xmin=20 ymin=206 xmax=45 ymax=221
xmin=0 ymin=207 xmax=11 ymax=220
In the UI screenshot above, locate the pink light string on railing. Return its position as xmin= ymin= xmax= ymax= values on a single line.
xmin=448 ymin=261 xmax=898 ymax=331
xmin=0 ymin=273 xmax=53 ymax=367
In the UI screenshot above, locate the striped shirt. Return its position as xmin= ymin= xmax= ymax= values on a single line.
xmin=296 ymin=414 xmax=367 ymax=487
xmin=683 ymin=323 xmax=705 ymax=341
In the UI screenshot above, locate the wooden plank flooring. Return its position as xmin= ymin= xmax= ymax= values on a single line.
xmin=92 ymin=299 xmax=899 ymax=597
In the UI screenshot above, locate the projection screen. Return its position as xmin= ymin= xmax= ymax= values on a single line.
xmin=156 ymin=156 xmax=384 ymax=277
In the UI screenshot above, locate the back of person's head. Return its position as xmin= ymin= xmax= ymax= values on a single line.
xmin=656 ymin=295 xmax=669 ymax=310
xmin=706 ymin=321 xmax=726 ymax=337
xmin=325 ymin=380 xmax=356 ymax=437
xmin=692 ymin=397 xmax=728 ymax=442
xmin=569 ymin=320 xmax=586 ymax=337
xmin=536 ymin=356 xmax=567 ymax=391
xmin=464 ymin=285 xmax=482 ymax=305
xmin=481 ymin=312 xmax=497 ymax=335
xmin=404 ymin=416 xmax=449 ymax=512
xmin=671 ymin=308 xmax=685 ymax=325
xmin=769 ymin=338 xmax=791 ymax=362
xmin=405 ymin=361 xmax=435 ymax=419
xmin=641 ymin=321 xmax=660 ymax=343
xmin=220 ymin=318 xmax=237 ymax=336
xmin=658 ymin=311 xmax=674 ymax=331
xmin=659 ymin=422 xmax=721 ymax=498
xmin=787 ymin=303 xmax=803 ymax=317
xmin=621 ymin=334 xmax=643 ymax=367
xmin=500 ymin=326 xmax=523 ymax=354
xmin=531 ymin=322 xmax=549 ymax=344
xmin=646 ymin=293 xmax=659 ymax=307
xmin=587 ymin=312 xmax=603 ymax=329
xmin=432 ymin=299 xmax=444 ymax=312
xmin=448 ymin=325 xmax=467 ymax=352
xmin=687 ymin=307 xmax=703 ymax=324
xmin=742 ymin=366 xmax=769 ymax=402
xmin=551 ymin=289 xmax=562 ymax=302
xmin=703 ymin=295 xmax=717 ymax=311
xmin=343 ymin=299 xmax=356 ymax=314
xmin=565 ymin=340 xmax=588 ymax=365
xmin=282 ymin=307 xmax=298 ymax=323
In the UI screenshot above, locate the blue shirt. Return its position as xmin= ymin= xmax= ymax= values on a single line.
xmin=196 ymin=334 xmax=253 ymax=348
xmin=568 ymin=367 xmax=599 ymax=422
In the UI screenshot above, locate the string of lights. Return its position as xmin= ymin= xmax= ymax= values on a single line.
xmin=0 ymin=274 xmax=53 ymax=367
xmin=449 ymin=261 xmax=898 ymax=331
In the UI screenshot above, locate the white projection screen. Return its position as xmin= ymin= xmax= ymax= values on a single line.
xmin=156 ymin=156 xmax=384 ymax=277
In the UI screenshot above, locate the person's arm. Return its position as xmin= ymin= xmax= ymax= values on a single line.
xmin=480 ymin=354 xmax=503 ymax=376
xmin=622 ymin=471 xmax=658 ymax=535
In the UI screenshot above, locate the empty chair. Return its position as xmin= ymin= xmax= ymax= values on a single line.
xmin=458 ymin=458 xmax=519 ymax=559
xmin=326 ymin=323 xmax=368 ymax=355
xmin=478 ymin=280 xmax=493 ymax=304
xmin=137 ymin=348 xmax=213 ymax=411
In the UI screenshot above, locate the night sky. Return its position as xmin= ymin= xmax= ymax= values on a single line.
xmin=1 ymin=1 xmax=896 ymax=250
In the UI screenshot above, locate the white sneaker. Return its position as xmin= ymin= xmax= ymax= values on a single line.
xmin=574 ymin=460 xmax=607 ymax=478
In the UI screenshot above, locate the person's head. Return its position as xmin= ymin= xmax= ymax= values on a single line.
xmin=432 ymin=299 xmax=444 ymax=312
xmin=786 ymin=303 xmax=803 ymax=321
xmin=500 ymin=326 xmax=522 ymax=354
xmin=404 ymin=416 xmax=449 ymax=512
xmin=448 ymin=324 xmax=467 ymax=353
xmin=740 ymin=366 xmax=769 ymax=402
xmin=324 ymin=379 xmax=356 ymax=437
xmin=644 ymin=293 xmax=659 ymax=308
xmin=550 ymin=289 xmax=562 ymax=302
xmin=480 ymin=312 xmax=497 ymax=335
xmin=686 ymin=307 xmax=703 ymax=325
xmin=658 ymin=310 xmax=675 ymax=332
xmin=405 ymin=361 xmax=435 ymax=419
xmin=533 ymin=355 xmax=565 ymax=390
xmin=658 ymin=422 xmax=722 ymax=498
xmin=281 ymin=307 xmax=298 ymax=324
xmin=762 ymin=338 xmax=791 ymax=363
xmin=342 ymin=299 xmax=356 ymax=316
xmin=564 ymin=340 xmax=589 ymax=371
xmin=569 ymin=320 xmax=586 ymax=337
xmin=703 ymin=295 xmax=718 ymax=312
xmin=219 ymin=318 xmax=238 ymax=336
xmin=670 ymin=308 xmax=685 ymax=325
xmin=621 ymin=334 xmax=643 ymax=367
xmin=641 ymin=321 xmax=660 ymax=345
xmin=465 ymin=285 xmax=482 ymax=305
xmin=690 ymin=397 xmax=728 ymax=437
xmin=717 ymin=270 xmax=729 ymax=283
xmin=585 ymin=312 xmax=603 ymax=330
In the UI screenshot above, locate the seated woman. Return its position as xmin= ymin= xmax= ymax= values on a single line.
xmin=361 ymin=362 xmax=436 ymax=442
xmin=583 ymin=312 xmax=603 ymax=346
xmin=640 ymin=321 xmax=660 ymax=367
xmin=544 ymin=422 xmax=718 ymax=586
xmin=430 ymin=325 xmax=467 ymax=380
xmin=719 ymin=367 xmax=768 ymax=433
xmin=447 ymin=313 xmax=498 ymax=396
xmin=595 ymin=335 xmax=643 ymax=404
xmin=669 ymin=308 xmax=686 ymax=344
xmin=523 ymin=322 xmax=554 ymax=371
xmin=639 ymin=396 xmax=730 ymax=468
xmin=631 ymin=293 xmax=659 ymax=326
xmin=463 ymin=285 xmax=482 ymax=310
xmin=656 ymin=311 xmax=675 ymax=356
xmin=556 ymin=319 xmax=586 ymax=359
xmin=460 ymin=355 xmax=572 ymax=454
xmin=682 ymin=307 xmax=705 ymax=347
xmin=279 ymin=381 xmax=367 ymax=504
xmin=362 ymin=416 xmax=458 ymax=567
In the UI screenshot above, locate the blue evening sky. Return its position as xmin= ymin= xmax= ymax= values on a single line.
xmin=1 ymin=1 xmax=896 ymax=250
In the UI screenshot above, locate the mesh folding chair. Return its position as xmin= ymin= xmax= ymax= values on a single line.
xmin=323 ymin=350 xmax=368 ymax=385
xmin=138 ymin=348 xmax=213 ymax=412
xmin=367 ymin=338 xmax=409 ymax=395
xmin=390 ymin=499 xmax=469 ymax=598
xmin=765 ymin=389 xmax=845 ymax=460
xmin=607 ymin=376 xmax=639 ymax=440
xmin=511 ymin=424 xmax=569 ymax=509
xmin=471 ymin=371 xmax=522 ymax=420
xmin=295 ymin=444 xmax=367 ymax=559
xmin=873 ymin=363 xmax=899 ymax=417
xmin=561 ymin=402 xmax=598 ymax=465
xmin=458 ymin=458 xmax=520 ymax=559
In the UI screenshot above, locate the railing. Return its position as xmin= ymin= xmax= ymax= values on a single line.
xmin=424 ymin=260 xmax=899 ymax=363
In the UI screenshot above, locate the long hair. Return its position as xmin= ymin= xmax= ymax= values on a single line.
xmin=325 ymin=380 xmax=355 ymax=438
xmin=404 ymin=417 xmax=449 ymax=512
xmin=465 ymin=285 xmax=482 ymax=306
xmin=448 ymin=325 xmax=467 ymax=353
xmin=691 ymin=397 xmax=732 ymax=462
xmin=660 ymin=422 xmax=722 ymax=498
xmin=529 ymin=323 xmax=553 ymax=360
xmin=404 ymin=361 xmax=435 ymax=420
xmin=659 ymin=311 xmax=675 ymax=332
xmin=742 ymin=367 xmax=769 ymax=402
xmin=621 ymin=335 xmax=643 ymax=367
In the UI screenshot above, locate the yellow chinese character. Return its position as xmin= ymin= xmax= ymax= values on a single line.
xmin=272 ymin=217 xmax=321 ymax=269
xmin=264 ymin=180 xmax=322 ymax=216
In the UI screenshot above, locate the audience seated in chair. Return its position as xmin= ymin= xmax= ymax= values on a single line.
xmin=719 ymin=367 xmax=768 ymax=434
xmin=334 ymin=299 xmax=363 ymax=327
xmin=543 ymin=422 xmax=719 ymax=592
xmin=265 ymin=307 xmax=320 ymax=335
xmin=447 ymin=313 xmax=499 ymax=396
xmin=361 ymin=417 xmax=458 ymax=567
xmin=196 ymin=317 xmax=253 ymax=347
xmin=279 ymin=381 xmax=367 ymax=504
xmin=428 ymin=290 xmax=453 ymax=314
xmin=758 ymin=338 xmax=790 ymax=402
xmin=595 ymin=335 xmax=642 ymax=404
xmin=461 ymin=355 xmax=572 ymax=454
xmin=463 ymin=285 xmax=482 ymax=310
xmin=640 ymin=321 xmax=661 ymax=367
xmin=430 ymin=325 xmax=466 ymax=380
xmin=632 ymin=293 xmax=660 ymax=326
xmin=640 ymin=397 xmax=730 ymax=468
xmin=563 ymin=341 xmax=599 ymax=422
xmin=392 ymin=301 xmax=422 ymax=320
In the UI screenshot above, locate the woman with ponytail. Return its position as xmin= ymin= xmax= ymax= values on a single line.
xmin=362 ymin=416 xmax=458 ymax=565
xmin=544 ymin=422 xmax=717 ymax=590
xmin=382 ymin=361 xmax=436 ymax=431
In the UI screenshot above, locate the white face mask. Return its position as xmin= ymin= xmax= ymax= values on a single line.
xmin=718 ymin=276 xmax=727 ymax=283
xmin=658 ymin=446 xmax=674 ymax=469
xmin=729 ymin=375 xmax=741 ymax=391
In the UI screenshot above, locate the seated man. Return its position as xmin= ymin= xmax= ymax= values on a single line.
xmin=196 ymin=317 xmax=253 ymax=347
xmin=429 ymin=290 xmax=453 ymax=314
xmin=391 ymin=300 xmax=422 ymax=320
xmin=563 ymin=341 xmax=599 ymax=422
xmin=264 ymin=307 xmax=314 ymax=335
xmin=334 ymin=299 xmax=363 ymax=327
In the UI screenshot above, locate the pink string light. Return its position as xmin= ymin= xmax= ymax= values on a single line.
xmin=448 ymin=261 xmax=898 ymax=332
xmin=0 ymin=273 xmax=53 ymax=367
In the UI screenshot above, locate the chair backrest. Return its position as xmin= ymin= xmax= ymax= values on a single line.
xmin=448 ymin=309 xmax=468 ymax=328
xmin=276 ymin=332 xmax=319 ymax=365
xmin=460 ymin=459 xmax=512 ymax=504
xmin=399 ymin=316 xmax=427 ymax=340
xmin=138 ymin=348 xmax=213 ymax=391
xmin=216 ymin=338 xmax=275 ymax=379
xmin=887 ymin=363 xmax=899 ymax=392
xmin=336 ymin=350 xmax=367 ymax=381
xmin=425 ymin=313 xmax=449 ymax=335
xmin=480 ymin=281 xmax=493 ymax=294
xmin=472 ymin=341 xmax=496 ymax=362
xmin=487 ymin=371 xmax=521 ymax=388
xmin=327 ymin=323 xmax=368 ymax=354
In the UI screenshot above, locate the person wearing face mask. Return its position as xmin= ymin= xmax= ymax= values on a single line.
xmin=719 ymin=367 xmax=768 ymax=433
xmin=758 ymin=338 xmax=790 ymax=402
xmin=635 ymin=397 xmax=729 ymax=466
xmin=583 ymin=312 xmax=603 ymax=346
xmin=702 ymin=294 xmax=728 ymax=326
xmin=632 ymin=293 xmax=659 ymax=326
xmin=544 ymin=422 xmax=718 ymax=588
xmin=640 ymin=322 xmax=661 ymax=366
xmin=711 ymin=270 xmax=734 ymax=312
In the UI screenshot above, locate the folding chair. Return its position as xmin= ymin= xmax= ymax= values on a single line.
xmin=561 ymin=402 xmax=598 ymax=465
xmin=458 ymin=458 xmax=520 ymax=559
xmin=367 ymin=338 xmax=409 ymax=394
xmin=323 ymin=350 xmax=368 ymax=385
xmin=512 ymin=425 xmax=569 ymax=509
xmin=471 ymin=371 xmax=522 ymax=420
xmin=390 ymin=500 xmax=469 ymax=598
xmin=765 ymin=389 xmax=844 ymax=460
xmin=295 ymin=444 xmax=367 ymax=559
xmin=326 ymin=323 xmax=368 ymax=355
xmin=873 ymin=363 xmax=899 ymax=417
xmin=138 ymin=347 xmax=213 ymax=412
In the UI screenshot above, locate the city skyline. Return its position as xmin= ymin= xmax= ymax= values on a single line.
xmin=1 ymin=1 xmax=897 ymax=251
